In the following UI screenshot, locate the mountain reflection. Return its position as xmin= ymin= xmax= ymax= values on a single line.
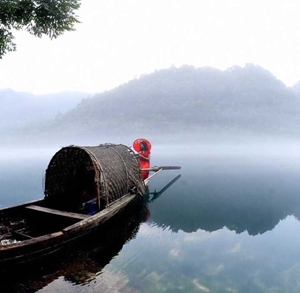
xmin=147 ymin=156 xmax=300 ymax=236
xmin=0 ymin=198 xmax=149 ymax=293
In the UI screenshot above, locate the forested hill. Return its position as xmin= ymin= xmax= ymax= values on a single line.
xmin=47 ymin=64 xmax=300 ymax=141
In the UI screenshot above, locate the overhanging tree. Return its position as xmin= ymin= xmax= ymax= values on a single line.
xmin=0 ymin=0 xmax=81 ymax=58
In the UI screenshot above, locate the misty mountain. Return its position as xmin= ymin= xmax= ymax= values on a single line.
xmin=47 ymin=64 xmax=300 ymax=140
xmin=291 ymin=81 xmax=300 ymax=96
xmin=0 ymin=89 xmax=88 ymax=131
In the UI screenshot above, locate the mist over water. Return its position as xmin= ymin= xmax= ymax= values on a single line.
xmin=0 ymin=147 xmax=58 ymax=207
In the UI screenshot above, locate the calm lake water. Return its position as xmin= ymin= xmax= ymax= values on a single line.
xmin=1 ymin=143 xmax=300 ymax=292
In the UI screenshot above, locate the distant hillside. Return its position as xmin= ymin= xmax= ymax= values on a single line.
xmin=2 ymin=64 xmax=300 ymax=145
xmin=0 ymin=89 xmax=88 ymax=132
xmin=46 ymin=64 xmax=300 ymax=141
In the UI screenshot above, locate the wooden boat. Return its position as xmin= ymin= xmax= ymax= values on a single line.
xmin=1 ymin=199 xmax=148 ymax=291
xmin=0 ymin=143 xmax=180 ymax=267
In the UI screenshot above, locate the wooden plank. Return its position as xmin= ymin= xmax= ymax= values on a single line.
xmin=26 ymin=205 xmax=89 ymax=220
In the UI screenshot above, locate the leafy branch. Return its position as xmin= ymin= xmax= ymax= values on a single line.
xmin=0 ymin=0 xmax=81 ymax=58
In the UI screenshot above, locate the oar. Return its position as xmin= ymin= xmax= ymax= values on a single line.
xmin=141 ymin=166 xmax=181 ymax=172
xmin=143 ymin=168 xmax=163 ymax=185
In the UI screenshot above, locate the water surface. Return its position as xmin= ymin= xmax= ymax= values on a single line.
xmin=1 ymin=144 xmax=300 ymax=292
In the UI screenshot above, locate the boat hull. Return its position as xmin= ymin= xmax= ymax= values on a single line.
xmin=0 ymin=193 xmax=139 ymax=268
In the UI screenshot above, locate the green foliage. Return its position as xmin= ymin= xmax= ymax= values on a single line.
xmin=0 ymin=0 xmax=80 ymax=58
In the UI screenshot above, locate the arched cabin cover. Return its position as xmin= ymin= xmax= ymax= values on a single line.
xmin=44 ymin=144 xmax=145 ymax=213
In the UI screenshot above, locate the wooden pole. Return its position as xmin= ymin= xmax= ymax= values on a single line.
xmin=141 ymin=166 xmax=181 ymax=172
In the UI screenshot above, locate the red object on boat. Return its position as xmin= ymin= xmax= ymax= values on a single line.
xmin=133 ymin=138 xmax=151 ymax=180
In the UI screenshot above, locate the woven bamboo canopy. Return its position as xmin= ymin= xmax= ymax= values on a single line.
xmin=44 ymin=144 xmax=145 ymax=212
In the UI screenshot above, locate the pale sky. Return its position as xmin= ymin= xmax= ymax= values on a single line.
xmin=1 ymin=0 xmax=300 ymax=94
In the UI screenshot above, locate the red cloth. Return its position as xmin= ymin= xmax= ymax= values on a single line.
xmin=133 ymin=138 xmax=152 ymax=180
xmin=139 ymin=150 xmax=150 ymax=180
